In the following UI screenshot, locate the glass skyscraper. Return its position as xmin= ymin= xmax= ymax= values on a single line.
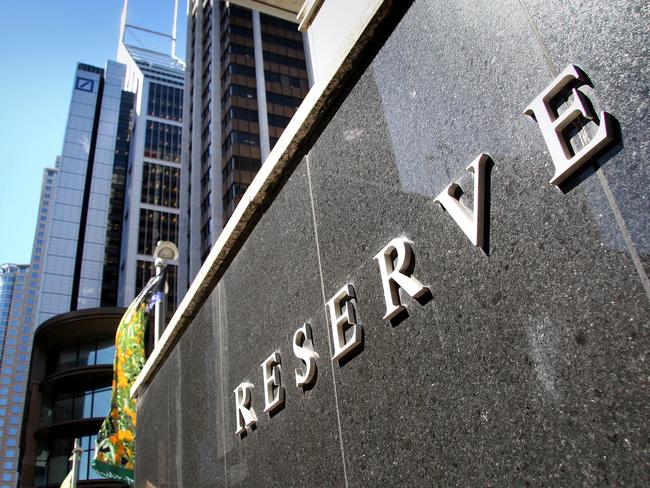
xmin=37 ymin=62 xmax=136 ymax=324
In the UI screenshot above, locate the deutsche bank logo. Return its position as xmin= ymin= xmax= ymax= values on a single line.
xmin=75 ymin=77 xmax=95 ymax=93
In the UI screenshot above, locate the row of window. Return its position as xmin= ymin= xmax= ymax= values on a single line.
xmin=141 ymin=162 xmax=180 ymax=208
xmin=263 ymin=50 xmax=306 ymax=69
xmin=147 ymin=82 xmax=183 ymax=122
xmin=222 ymin=130 xmax=260 ymax=153
xmin=224 ymin=24 xmax=253 ymax=39
xmin=223 ymin=42 xmax=254 ymax=58
xmin=223 ymin=182 xmax=249 ymax=208
xmin=34 ymin=435 xmax=101 ymax=487
xmin=222 ymin=155 xmax=261 ymax=182
xmin=225 ymin=63 xmax=256 ymax=78
xmin=47 ymin=339 xmax=114 ymax=374
xmin=222 ymin=107 xmax=259 ymax=129
xmin=144 ymin=121 xmax=182 ymax=163
xmin=266 ymin=91 xmax=303 ymax=109
xmin=268 ymin=113 xmax=291 ymax=128
xmin=137 ymin=209 xmax=179 ymax=256
xmin=223 ymin=83 xmax=257 ymax=100
xmin=40 ymin=386 xmax=111 ymax=425
xmin=262 ymin=31 xmax=304 ymax=51
xmin=264 ymin=70 xmax=308 ymax=90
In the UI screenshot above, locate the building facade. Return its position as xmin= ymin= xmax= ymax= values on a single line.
xmin=133 ymin=0 xmax=650 ymax=486
xmin=179 ymin=0 xmax=310 ymax=293
xmin=116 ymin=37 xmax=185 ymax=314
xmin=18 ymin=308 xmax=126 ymax=488
xmin=0 ymin=166 xmax=58 ymax=488
xmin=37 ymin=62 xmax=135 ymax=323
xmin=0 ymin=264 xmax=30 ymax=488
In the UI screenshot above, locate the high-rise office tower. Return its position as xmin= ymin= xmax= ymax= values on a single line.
xmin=37 ymin=3 xmax=185 ymax=322
xmin=116 ymin=9 xmax=185 ymax=313
xmin=37 ymin=62 xmax=135 ymax=324
xmin=0 ymin=263 xmax=30 ymax=488
xmin=0 ymin=166 xmax=57 ymax=488
xmin=179 ymin=0 xmax=310 ymax=292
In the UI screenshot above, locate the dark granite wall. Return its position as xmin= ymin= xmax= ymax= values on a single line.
xmin=136 ymin=1 xmax=649 ymax=486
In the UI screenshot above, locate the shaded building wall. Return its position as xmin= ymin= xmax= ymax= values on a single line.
xmin=136 ymin=1 xmax=649 ymax=486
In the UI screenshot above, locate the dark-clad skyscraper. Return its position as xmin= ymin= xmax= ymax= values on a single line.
xmin=179 ymin=0 xmax=310 ymax=293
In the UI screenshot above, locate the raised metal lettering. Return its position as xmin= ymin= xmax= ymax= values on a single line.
xmin=524 ymin=64 xmax=615 ymax=186
xmin=326 ymin=284 xmax=362 ymax=361
xmin=293 ymin=323 xmax=317 ymax=387
xmin=234 ymin=382 xmax=257 ymax=434
xmin=434 ymin=154 xmax=491 ymax=249
xmin=374 ymin=238 xmax=429 ymax=320
xmin=261 ymin=352 xmax=285 ymax=414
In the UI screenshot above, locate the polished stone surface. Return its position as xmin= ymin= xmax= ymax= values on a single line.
xmin=136 ymin=1 xmax=649 ymax=486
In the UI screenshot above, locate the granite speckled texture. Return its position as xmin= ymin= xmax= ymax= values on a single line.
xmin=136 ymin=1 xmax=649 ymax=486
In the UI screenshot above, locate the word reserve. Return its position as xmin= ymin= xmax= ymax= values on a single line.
xmin=234 ymin=65 xmax=617 ymax=436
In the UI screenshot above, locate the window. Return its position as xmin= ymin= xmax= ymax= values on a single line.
xmin=41 ymin=386 xmax=112 ymax=425
xmin=137 ymin=209 xmax=179 ymax=256
xmin=140 ymin=163 xmax=180 ymax=208
xmin=144 ymin=121 xmax=182 ymax=162
xmin=48 ymin=339 xmax=115 ymax=374
xmin=147 ymin=82 xmax=183 ymax=121
xmin=263 ymin=50 xmax=306 ymax=69
xmin=264 ymin=70 xmax=307 ymax=90
xmin=268 ymin=113 xmax=291 ymax=128
xmin=223 ymin=42 xmax=254 ymax=58
xmin=223 ymin=107 xmax=258 ymax=125
xmin=225 ymin=63 xmax=255 ymax=78
xmin=221 ymin=155 xmax=261 ymax=182
xmin=224 ymin=83 xmax=257 ymax=100
xmin=221 ymin=130 xmax=260 ymax=153
xmin=34 ymin=436 xmax=99 ymax=485
xmin=266 ymin=91 xmax=303 ymax=109
xmin=261 ymin=31 xmax=304 ymax=50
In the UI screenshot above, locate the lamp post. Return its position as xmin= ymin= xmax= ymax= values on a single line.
xmin=152 ymin=241 xmax=179 ymax=345
xmin=70 ymin=438 xmax=82 ymax=488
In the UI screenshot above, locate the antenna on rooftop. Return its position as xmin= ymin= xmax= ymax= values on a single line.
xmin=118 ymin=0 xmax=181 ymax=60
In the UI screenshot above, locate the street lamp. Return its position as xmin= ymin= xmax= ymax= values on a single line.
xmin=152 ymin=241 xmax=179 ymax=345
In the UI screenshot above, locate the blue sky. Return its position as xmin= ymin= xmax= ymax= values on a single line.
xmin=0 ymin=0 xmax=186 ymax=265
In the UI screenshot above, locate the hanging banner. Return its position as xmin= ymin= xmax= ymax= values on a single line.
xmin=92 ymin=272 xmax=165 ymax=484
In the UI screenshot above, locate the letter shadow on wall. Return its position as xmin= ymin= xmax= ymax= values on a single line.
xmin=557 ymin=115 xmax=622 ymax=194
xmin=299 ymin=367 xmax=318 ymax=393
xmin=481 ymin=157 xmax=494 ymax=256
xmin=239 ymin=422 xmax=258 ymax=440
xmin=337 ymin=326 xmax=365 ymax=368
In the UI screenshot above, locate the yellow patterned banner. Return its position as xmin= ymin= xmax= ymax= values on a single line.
xmin=92 ymin=274 xmax=162 ymax=484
